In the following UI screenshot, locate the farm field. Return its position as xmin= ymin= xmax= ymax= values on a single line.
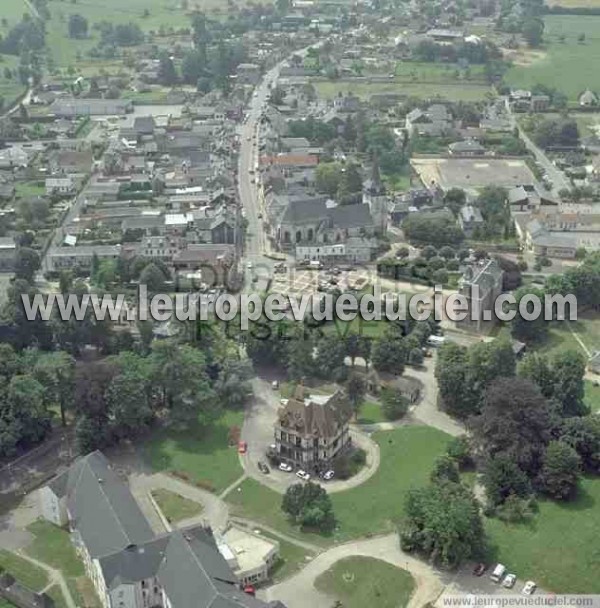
xmin=313 ymin=80 xmax=493 ymax=102
xmin=394 ymin=61 xmax=487 ymax=83
xmin=0 ymin=0 xmax=31 ymax=26
xmin=506 ymin=15 xmax=600 ymax=100
xmin=0 ymin=54 xmax=26 ymax=110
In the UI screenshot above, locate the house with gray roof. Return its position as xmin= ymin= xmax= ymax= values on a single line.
xmin=39 ymin=453 xmax=284 ymax=608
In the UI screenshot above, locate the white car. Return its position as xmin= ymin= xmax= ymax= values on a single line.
xmin=247 ymin=261 xmax=253 ymax=269
xmin=296 ymin=469 xmax=310 ymax=481
xmin=503 ymin=574 xmax=516 ymax=589
xmin=279 ymin=462 xmax=293 ymax=473
xmin=522 ymin=581 xmax=536 ymax=595
xmin=323 ymin=470 xmax=335 ymax=481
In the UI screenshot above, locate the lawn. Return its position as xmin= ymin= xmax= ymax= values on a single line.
xmin=144 ymin=410 xmax=244 ymax=494
xmin=394 ymin=61 xmax=487 ymax=83
xmin=151 ymin=488 xmax=203 ymax=524
xmin=255 ymin=528 xmax=316 ymax=583
xmin=227 ymin=426 xmax=451 ymax=544
xmin=14 ymin=181 xmax=46 ymax=199
xmin=47 ymin=585 xmax=69 ymax=608
xmin=357 ymin=400 xmax=385 ymax=425
xmin=530 ymin=321 xmax=585 ymax=358
xmin=485 ymin=476 xmax=600 ymax=593
xmin=584 ymin=380 xmax=600 ymax=412
xmin=0 ymin=54 xmax=26 ymax=110
xmin=313 ymin=80 xmax=493 ymax=102
xmin=0 ymin=0 xmax=31 ymax=26
xmin=568 ymin=311 xmax=600 ymax=355
xmin=314 ymin=556 xmax=415 ymax=608
xmin=506 ymin=15 xmax=600 ymax=100
xmin=0 ymin=550 xmax=48 ymax=591
xmin=25 ymin=520 xmax=84 ymax=577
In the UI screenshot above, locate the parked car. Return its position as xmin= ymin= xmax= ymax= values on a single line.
xmin=257 ymin=461 xmax=270 ymax=474
xmin=522 ymin=581 xmax=536 ymax=595
xmin=490 ymin=564 xmax=506 ymax=583
xmin=503 ymin=574 xmax=517 ymax=589
xmin=296 ymin=469 xmax=310 ymax=481
xmin=472 ymin=563 xmax=487 ymax=577
xmin=271 ymin=380 xmax=279 ymax=390
xmin=237 ymin=441 xmax=247 ymax=454
xmin=279 ymin=462 xmax=293 ymax=472
xmin=323 ymin=470 xmax=335 ymax=481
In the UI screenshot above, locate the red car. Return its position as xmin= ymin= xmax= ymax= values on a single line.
xmin=473 ymin=563 xmax=487 ymax=577
xmin=243 ymin=585 xmax=256 ymax=597
xmin=237 ymin=441 xmax=248 ymax=454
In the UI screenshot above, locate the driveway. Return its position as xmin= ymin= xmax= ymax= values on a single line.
xmin=240 ymin=377 xmax=381 ymax=494
xmin=261 ymin=534 xmax=445 ymax=608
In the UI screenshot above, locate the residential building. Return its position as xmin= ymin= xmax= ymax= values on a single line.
xmin=236 ymin=63 xmax=261 ymax=85
xmin=46 ymin=176 xmax=75 ymax=196
xmin=405 ymin=104 xmax=452 ymax=137
xmin=274 ymin=385 xmax=352 ymax=471
xmin=46 ymin=245 xmax=122 ymax=272
xmin=0 ymin=237 xmax=16 ymax=272
xmin=448 ymin=139 xmax=485 ymax=157
xmin=458 ymin=205 xmax=484 ymax=237
xmin=39 ymin=452 xmax=284 ymax=608
xmin=50 ymin=98 xmax=133 ymax=117
xmin=579 ymin=89 xmax=598 ymax=107
xmin=456 ymin=258 xmax=504 ymax=333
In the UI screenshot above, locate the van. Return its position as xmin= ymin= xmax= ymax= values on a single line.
xmin=426 ymin=335 xmax=446 ymax=347
xmin=309 ymin=260 xmax=322 ymax=270
xmin=490 ymin=564 xmax=506 ymax=583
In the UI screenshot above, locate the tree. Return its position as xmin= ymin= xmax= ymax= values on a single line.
xmin=68 ymin=14 xmax=88 ymax=38
xmin=337 ymin=163 xmax=363 ymax=204
xmin=511 ymin=286 xmax=548 ymax=343
xmin=552 ymin=350 xmax=587 ymax=416
xmin=402 ymin=213 xmax=464 ymax=247
xmin=523 ymin=18 xmax=544 ymax=48
xmin=345 ymin=372 xmax=366 ymax=417
xmin=282 ymin=482 xmax=335 ymax=532
xmin=214 ymin=358 xmax=253 ymax=410
xmin=158 ymin=52 xmax=177 ymax=86
xmin=150 ymin=341 xmax=216 ymax=426
xmin=446 ymin=436 xmax=472 ymax=469
xmin=381 ymin=387 xmax=409 ymax=420
xmin=400 ymin=480 xmax=485 ymax=567
xmin=371 ymin=333 xmax=407 ymax=374
xmin=560 ymin=416 xmax=600 ymax=473
xmin=286 ymin=332 xmax=316 ymax=380
xmin=435 ymin=342 xmax=471 ymax=417
xmin=33 ymin=352 xmax=75 ymax=427
xmin=483 ymin=455 xmax=532 ymax=506
xmin=140 ymin=263 xmax=168 ymax=292
xmin=444 ymin=188 xmax=466 ymax=216
xmin=470 ymin=378 xmax=555 ymax=477
xmin=430 ymin=455 xmax=460 ymax=484
xmin=408 ymin=347 xmax=424 ymax=366
xmin=14 ymin=247 xmax=40 ymax=282
xmin=315 ymin=335 xmax=347 ymax=381
xmin=315 ymin=162 xmax=343 ymax=198
xmin=540 ymin=441 xmax=581 ymax=500
xmin=6 ymin=374 xmax=51 ymax=448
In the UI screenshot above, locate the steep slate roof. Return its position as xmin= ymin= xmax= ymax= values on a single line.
xmin=281 ymin=199 xmax=328 ymax=224
xmin=277 ymin=388 xmax=351 ymax=438
xmin=327 ymin=204 xmax=373 ymax=229
xmin=158 ymin=529 xmax=265 ymax=608
xmin=55 ymin=451 xmax=154 ymax=559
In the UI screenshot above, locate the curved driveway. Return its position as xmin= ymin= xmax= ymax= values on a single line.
xmin=240 ymin=377 xmax=381 ymax=494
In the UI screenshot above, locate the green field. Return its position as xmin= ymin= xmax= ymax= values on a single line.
xmin=227 ymin=426 xmax=452 ymax=544
xmin=0 ymin=54 xmax=26 ymax=110
xmin=315 ymin=556 xmax=415 ymax=608
xmin=144 ymin=410 xmax=244 ymax=494
xmin=25 ymin=520 xmax=84 ymax=577
xmin=313 ymin=80 xmax=493 ymax=102
xmin=0 ymin=0 xmax=31 ymax=26
xmin=395 ymin=61 xmax=487 ymax=83
xmin=486 ymin=476 xmax=600 ymax=593
xmin=0 ymin=550 xmax=48 ymax=591
xmin=257 ymin=528 xmax=316 ymax=583
xmin=151 ymin=488 xmax=203 ymax=524
xmin=585 ymin=381 xmax=600 ymax=412
xmin=357 ymin=400 xmax=385 ymax=424
xmin=506 ymin=15 xmax=600 ymax=100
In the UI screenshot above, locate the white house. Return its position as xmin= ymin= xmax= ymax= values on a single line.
xmin=46 ymin=176 xmax=75 ymax=195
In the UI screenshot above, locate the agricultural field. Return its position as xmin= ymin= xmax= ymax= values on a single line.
xmin=313 ymin=80 xmax=493 ymax=102
xmin=0 ymin=0 xmax=32 ymax=26
xmin=394 ymin=61 xmax=487 ymax=83
xmin=0 ymin=54 xmax=26 ymax=110
xmin=505 ymin=15 xmax=600 ymax=100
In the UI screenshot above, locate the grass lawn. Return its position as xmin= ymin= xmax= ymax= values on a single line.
xmin=144 ymin=410 xmax=244 ymax=494
xmin=151 ymin=488 xmax=203 ymax=524
xmin=0 ymin=601 xmax=16 ymax=608
xmin=530 ymin=321 xmax=585 ymax=358
xmin=357 ymin=400 xmax=385 ymax=425
xmin=313 ymin=80 xmax=493 ymax=102
xmin=0 ymin=550 xmax=49 ymax=591
xmin=0 ymin=54 xmax=26 ymax=110
xmin=568 ymin=311 xmax=600 ymax=355
xmin=25 ymin=520 xmax=84 ymax=578
xmin=584 ymin=380 xmax=600 ymax=412
xmin=506 ymin=15 xmax=600 ymax=100
xmin=395 ymin=61 xmax=487 ymax=83
xmin=255 ymin=528 xmax=316 ymax=583
xmin=14 ymin=181 xmax=46 ymax=199
xmin=47 ymin=585 xmax=69 ymax=608
xmin=485 ymin=476 xmax=600 ymax=593
xmin=0 ymin=0 xmax=31 ymax=26
xmin=314 ymin=556 xmax=415 ymax=608
xmin=227 ymin=426 xmax=451 ymax=545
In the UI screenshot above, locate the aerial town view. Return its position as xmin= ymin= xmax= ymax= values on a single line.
xmin=0 ymin=0 xmax=599 ymax=607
